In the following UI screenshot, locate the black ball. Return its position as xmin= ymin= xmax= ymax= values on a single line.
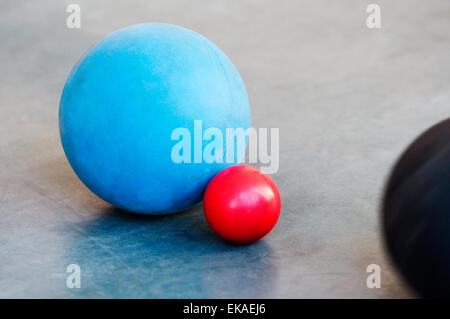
xmin=383 ymin=118 xmax=450 ymax=298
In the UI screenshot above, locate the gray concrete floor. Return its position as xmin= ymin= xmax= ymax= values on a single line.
xmin=1 ymin=0 xmax=449 ymax=298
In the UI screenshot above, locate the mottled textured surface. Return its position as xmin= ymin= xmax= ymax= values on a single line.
xmin=1 ymin=0 xmax=449 ymax=298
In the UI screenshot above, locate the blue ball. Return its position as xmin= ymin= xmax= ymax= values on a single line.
xmin=59 ymin=23 xmax=250 ymax=214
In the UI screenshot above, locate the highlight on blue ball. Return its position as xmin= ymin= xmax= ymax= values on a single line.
xmin=59 ymin=23 xmax=251 ymax=214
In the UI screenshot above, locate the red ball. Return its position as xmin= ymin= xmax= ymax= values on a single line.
xmin=203 ymin=165 xmax=281 ymax=243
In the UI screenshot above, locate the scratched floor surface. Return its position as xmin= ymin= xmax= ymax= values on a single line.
xmin=1 ymin=0 xmax=449 ymax=298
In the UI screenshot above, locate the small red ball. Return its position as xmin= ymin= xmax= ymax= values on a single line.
xmin=203 ymin=165 xmax=281 ymax=243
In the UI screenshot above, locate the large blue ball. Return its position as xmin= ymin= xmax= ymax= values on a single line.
xmin=59 ymin=23 xmax=250 ymax=214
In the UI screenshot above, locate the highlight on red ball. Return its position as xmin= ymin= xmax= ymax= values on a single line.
xmin=203 ymin=165 xmax=281 ymax=244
